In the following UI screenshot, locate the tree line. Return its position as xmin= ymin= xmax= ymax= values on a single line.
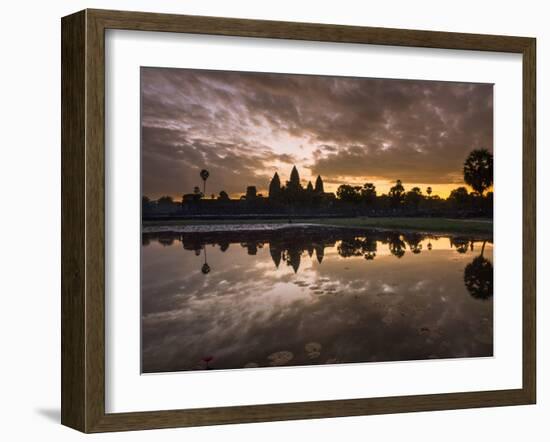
xmin=143 ymin=148 xmax=493 ymax=218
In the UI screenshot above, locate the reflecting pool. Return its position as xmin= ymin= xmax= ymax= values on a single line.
xmin=141 ymin=226 xmax=493 ymax=373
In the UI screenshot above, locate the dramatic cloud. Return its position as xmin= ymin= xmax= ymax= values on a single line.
xmin=141 ymin=67 xmax=493 ymax=198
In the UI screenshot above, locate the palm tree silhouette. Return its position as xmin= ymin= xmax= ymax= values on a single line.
xmin=463 ymin=149 xmax=493 ymax=195
xmin=426 ymin=187 xmax=432 ymax=197
xmin=388 ymin=233 xmax=406 ymax=258
xmin=201 ymin=245 xmax=211 ymax=274
xmin=200 ymin=169 xmax=210 ymax=196
xmin=463 ymin=241 xmax=493 ymax=300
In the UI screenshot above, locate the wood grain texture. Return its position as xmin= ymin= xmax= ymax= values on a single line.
xmin=61 ymin=8 xmax=537 ymax=433
xmin=84 ymin=10 xmax=107 ymax=433
xmin=522 ymin=38 xmax=536 ymax=403
xmin=61 ymin=10 xmax=86 ymax=432
xmin=89 ymin=8 xmax=532 ymax=52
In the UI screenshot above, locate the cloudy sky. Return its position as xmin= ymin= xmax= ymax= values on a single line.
xmin=141 ymin=67 xmax=493 ymax=199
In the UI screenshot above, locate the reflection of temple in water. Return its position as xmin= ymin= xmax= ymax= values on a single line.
xmin=142 ymin=229 xmax=493 ymax=293
xmin=269 ymin=243 xmax=282 ymax=268
xmin=267 ymin=239 xmax=333 ymax=272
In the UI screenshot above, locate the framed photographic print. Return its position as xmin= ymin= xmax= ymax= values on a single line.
xmin=61 ymin=9 xmax=536 ymax=433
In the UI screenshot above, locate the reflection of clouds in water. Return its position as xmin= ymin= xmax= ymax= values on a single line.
xmin=142 ymin=235 xmax=493 ymax=373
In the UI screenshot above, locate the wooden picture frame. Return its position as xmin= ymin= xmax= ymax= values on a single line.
xmin=61 ymin=8 xmax=536 ymax=433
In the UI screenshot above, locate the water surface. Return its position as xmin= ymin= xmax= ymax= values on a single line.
xmin=141 ymin=227 xmax=493 ymax=373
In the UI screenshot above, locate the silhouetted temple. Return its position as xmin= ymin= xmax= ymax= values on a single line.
xmin=168 ymin=166 xmax=337 ymax=217
xmin=267 ymin=166 xmax=331 ymax=201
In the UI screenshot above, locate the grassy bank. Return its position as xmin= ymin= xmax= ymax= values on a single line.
xmin=143 ymin=217 xmax=493 ymax=235
xmin=320 ymin=217 xmax=492 ymax=234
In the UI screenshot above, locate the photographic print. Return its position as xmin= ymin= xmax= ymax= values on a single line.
xmin=140 ymin=68 xmax=494 ymax=374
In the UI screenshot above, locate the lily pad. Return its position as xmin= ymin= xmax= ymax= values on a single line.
xmin=267 ymin=351 xmax=294 ymax=366
xmin=305 ymin=342 xmax=322 ymax=353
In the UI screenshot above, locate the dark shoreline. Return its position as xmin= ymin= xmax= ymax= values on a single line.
xmin=142 ymin=216 xmax=493 ymax=238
